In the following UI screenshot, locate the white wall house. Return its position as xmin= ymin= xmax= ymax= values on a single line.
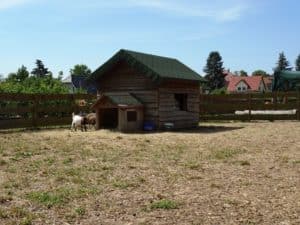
xmin=236 ymin=80 xmax=249 ymax=92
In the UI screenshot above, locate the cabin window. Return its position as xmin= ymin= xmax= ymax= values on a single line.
xmin=127 ymin=111 xmax=137 ymax=122
xmin=174 ymin=94 xmax=188 ymax=111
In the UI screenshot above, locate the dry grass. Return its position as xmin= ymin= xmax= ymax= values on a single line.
xmin=0 ymin=122 xmax=299 ymax=224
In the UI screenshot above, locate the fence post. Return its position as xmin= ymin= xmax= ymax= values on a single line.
xmin=297 ymin=90 xmax=300 ymax=121
xmin=32 ymin=95 xmax=38 ymax=128
xmin=248 ymin=93 xmax=252 ymax=121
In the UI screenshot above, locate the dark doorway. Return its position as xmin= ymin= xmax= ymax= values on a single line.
xmin=101 ymin=108 xmax=118 ymax=129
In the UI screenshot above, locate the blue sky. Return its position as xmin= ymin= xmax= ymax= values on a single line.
xmin=0 ymin=0 xmax=300 ymax=77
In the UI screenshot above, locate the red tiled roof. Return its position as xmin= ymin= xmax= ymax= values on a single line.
xmin=226 ymin=75 xmax=264 ymax=92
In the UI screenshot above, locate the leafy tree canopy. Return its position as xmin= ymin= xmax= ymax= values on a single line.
xmin=0 ymin=76 xmax=68 ymax=94
xmin=204 ymin=51 xmax=225 ymax=90
xmin=7 ymin=65 xmax=29 ymax=82
xmin=240 ymin=70 xmax=248 ymax=77
xmin=70 ymin=64 xmax=91 ymax=76
xmin=252 ymin=70 xmax=268 ymax=76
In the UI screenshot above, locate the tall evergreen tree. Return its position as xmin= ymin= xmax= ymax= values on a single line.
xmin=31 ymin=59 xmax=50 ymax=78
xmin=276 ymin=52 xmax=290 ymax=71
xmin=295 ymin=54 xmax=300 ymax=71
xmin=204 ymin=51 xmax=225 ymax=90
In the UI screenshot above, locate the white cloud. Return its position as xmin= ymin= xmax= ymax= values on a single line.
xmin=127 ymin=0 xmax=250 ymax=22
xmin=0 ymin=0 xmax=31 ymax=10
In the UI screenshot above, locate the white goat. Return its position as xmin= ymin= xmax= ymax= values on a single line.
xmin=71 ymin=113 xmax=87 ymax=131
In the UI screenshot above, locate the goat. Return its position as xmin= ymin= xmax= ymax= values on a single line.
xmin=71 ymin=113 xmax=87 ymax=132
xmin=84 ymin=113 xmax=96 ymax=129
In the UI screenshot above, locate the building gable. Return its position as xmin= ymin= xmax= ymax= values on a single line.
xmin=89 ymin=49 xmax=205 ymax=84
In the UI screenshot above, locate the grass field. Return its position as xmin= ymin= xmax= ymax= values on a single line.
xmin=0 ymin=122 xmax=299 ymax=225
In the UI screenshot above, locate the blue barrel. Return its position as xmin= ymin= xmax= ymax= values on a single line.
xmin=143 ymin=121 xmax=155 ymax=131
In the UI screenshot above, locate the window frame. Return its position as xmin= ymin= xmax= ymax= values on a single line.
xmin=174 ymin=93 xmax=188 ymax=111
xmin=127 ymin=110 xmax=137 ymax=122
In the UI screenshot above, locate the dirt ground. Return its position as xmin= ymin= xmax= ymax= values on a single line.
xmin=0 ymin=122 xmax=299 ymax=225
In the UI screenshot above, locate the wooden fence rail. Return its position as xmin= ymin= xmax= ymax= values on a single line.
xmin=0 ymin=93 xmax=97 ymax=129
xmin=1 ymin=92 xmax=299 ymax=130
xmin=200 ymin=91 xmax=300 ymax=121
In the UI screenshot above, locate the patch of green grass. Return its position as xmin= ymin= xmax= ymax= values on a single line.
xmin=75 ymin=207 xmax=86 ymax=216
xmin=63 ymin=157 xmax=73 ymax=165
xmin=112 ymin=180 xmax=132 ymax=189
xmin=14 ymin=151 xmax=33 ymax=159
xmin=292 ymin=160 xmax=300 ymax=164
xmin=211 ymin=149 xmax=242 ymax=161
xmin=20 ymin=215 xmax=34 ymax=225
xmin=0 ymin=208 xmax=9 ymax=219
xmin=150 ymin=199 xmax=179 ymax=210
xmin=184 ymin=161 xmax=202 ymax=170
xmin=0 ymin=206 xmax=34 ymax=224
xmin=9 ymin=206 xmax=30 ymax=218
xmin=44 ymin=158 xmax=56 ymax=165
xmin=26 ymin=188 xmax=71 ymax=208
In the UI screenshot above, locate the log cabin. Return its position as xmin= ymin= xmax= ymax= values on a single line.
xmin=89 ymin=49 xmax=206 ymax=132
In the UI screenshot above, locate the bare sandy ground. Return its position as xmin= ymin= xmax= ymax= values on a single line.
xmin=0 ymin=121 xmax=299 ymax=224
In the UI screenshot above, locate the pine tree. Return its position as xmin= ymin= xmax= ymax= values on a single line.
xmin=204 ymin=51 xmax=225 ymax=90
xmin=276 ymin=52 xmax=290 ymax=71
xmin=31 ymin=59 xmax=50 ymax=78
xmin=295 ymin=55 xmax=300 ymax=71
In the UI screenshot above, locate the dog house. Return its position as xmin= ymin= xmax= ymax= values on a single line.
xmin=92 ymin=93 xmax=144 ymax=132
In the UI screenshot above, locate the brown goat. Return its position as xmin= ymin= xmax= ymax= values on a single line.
xmin=84 ymin=113 xmax=96 ymax=129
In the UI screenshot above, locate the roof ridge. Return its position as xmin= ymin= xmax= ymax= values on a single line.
xmin=121 ymin=49 xmax=178 ymax=61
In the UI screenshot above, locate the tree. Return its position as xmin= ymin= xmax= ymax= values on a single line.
xmin=295 ymin=55 xmax=300 ymax=71
xmin=252 ymin=70 xmax=268 ymax=76
xmin=31 ymin=59 xmax=50 ymax=78
xmin=204 ymin=51 xmax=225 ymax=90
xmin=276 ymin=52 xmax=290 ymax=71
xmin=70 ymin=64 xmax=91 ymax=77
xmin=0 ymin=76 xmax=68 ymax=94
xmin=15 ymin=65 xmax=29 ymax=81
xmin=240 ymin=70 xmax=248 ymax=77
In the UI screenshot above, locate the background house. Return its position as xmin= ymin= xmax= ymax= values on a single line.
xmin=62 ymin=75 xmax=97 ymax=94
xmin=225 ymin=75 xmax=267 ymax=93
xmin=89 ymin=49 xmax=206 ymax=132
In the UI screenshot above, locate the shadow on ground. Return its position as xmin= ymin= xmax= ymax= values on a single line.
xmin=0 ymin=125 xmax=244 ymax=135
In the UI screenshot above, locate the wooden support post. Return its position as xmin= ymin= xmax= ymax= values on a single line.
xmin=297 ymin=90 xmax=300 ymax=121
xmin=32 ymin=95 xmax=38 ymax=128
xmin=248 ymin=93 xmax=252 ymax=121
xmin=157 ymin=88 xmax=160 ymax=130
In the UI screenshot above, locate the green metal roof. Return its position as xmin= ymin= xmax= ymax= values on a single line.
xmin=106 ymin=92 xmax=142 ymax=106
xmin=89 ymin=49 xmax=205 ymax=83
xmin=92 ymin=92 xmax=143 ymax=109
xmin=278 ymin=70 xmax=300 ymax=80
